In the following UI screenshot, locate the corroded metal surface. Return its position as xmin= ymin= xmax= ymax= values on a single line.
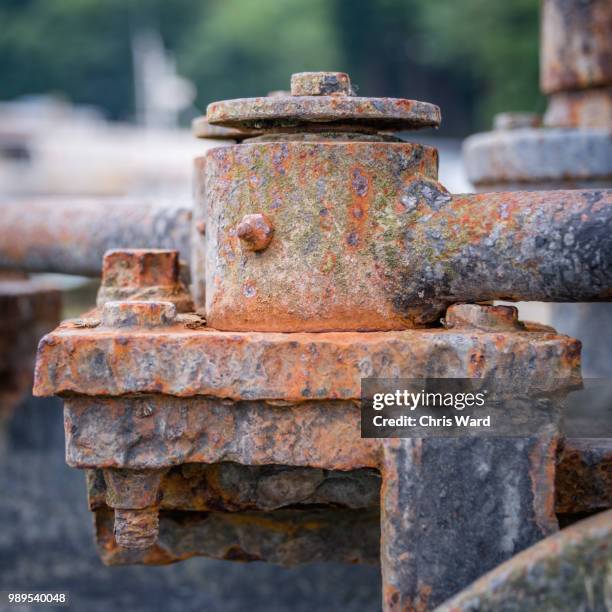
xmin=97 ymin=250 xmax=193 ymax=312
xmin=62 ymin=395 xmax=378 ymax=471
xmin=206 ymin=96 xmax=441 ymax=131
xmin=91 ymin=442 xmax=612 ymax=570
xmin=204 ymin=163 xmax=612 ymax=330
xmin=100 ymin=300 xmax=176 ymax=328
xmin=34 ymin=322 xmax=581 ymax=401
xmin=29 ymin=67 xmax=612 ymax=611
xmin=86 ymin=444 xmax=611 ymax=517
xmin=465 ymin=0 xmax=612 ymax=188
xmin=555 ymin=438 xmax=612 ymax=515
xmin=380 ymin=431 xmax=561 ymax=610
xmin=541 ymin=0 xmax=612 ymax=94
xmin=192 ymin=115 xmax=260 ymax=142
xmin=436 ymin=508 xmax=612 ymax=611
xmin=87 ymin=464 xmax=382 ymax=513
xmin=443 ymin=304 xmax=524 ymax=332
xmin=290 ymin=72 xmax=354 ymax=96
xmin=203 ymin=140 xmax=440 ymax=330
xmin=0 ymin=198 xmax=192 ymax=276
xmin=94 ymin=506 xmax=380 ymax=567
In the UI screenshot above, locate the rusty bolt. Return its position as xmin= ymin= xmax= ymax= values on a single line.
xmin=97 ymin=249 xmax=193 ymax=312
xmin=103 ymin=468 xmax=165 ymax=550
xmin=101 ymin=300 xmax=176 ymax=328
xmin=443 ymin=303 xmax=525 ymax=332
xmin=101 ymin=249 xmax=180 ymax=288
xmin=290 ymin=72 xmax=353 ymax=97
xmin=236 ymin=213 xmax=274 ymax=252
xmin=114 ymin=507 xmax=159 ymax=549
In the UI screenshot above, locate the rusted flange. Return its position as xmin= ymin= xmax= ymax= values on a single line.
xmin=191 ymin=115 xmax=261 ymax=142
xmin=206 ymin=71 xmax=440 ymax=131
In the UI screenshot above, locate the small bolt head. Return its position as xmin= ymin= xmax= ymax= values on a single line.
xmin=444 ymin=303 xmax=524 ymax=332
xmin=290 ymin=72 xmax=353 ymax=97
xmin=236 ymin=213 xmax=274 ymax=251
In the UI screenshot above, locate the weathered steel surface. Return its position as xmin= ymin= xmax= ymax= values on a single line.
xmin=88 ymin=464 xmax=382 ymax=513
xmin=97 ymin=250 xmax=193 ymax=312
xmin=443 ymin=304 xmax=525 ymax=332
xmin=541 ymin=0 xmax=612 ymax=94
xmin=100 ymin=300 xmax=176 ymax=328
xmin=90 ymin=441 xmax=612 ymax=569
xmin=290 ymin=72 xmax=354 ymax=97
xmin=28 ymin=66 xmax=612 ymax=609
xmin=408 ymin=190 xmax=612 ymax=307
xmin=463 ymin=128 xmax=612 ymax=186
xmin=206 ymin=96 xmax=441 ymax=131
xmin=34 ymin=323 xmax=580 ymax=401
xmin=436 ymin=508 xmax=612 ymax=611
xmin=94 ymin=506 xmax=381 ymax=567
xmin=556 ymin=438 xmax=612 ymax=515
xmin=62 ymin=395 xmax=378 ymax=471
xmin=380 ymin=430 xmax=561 ymax=611
xmin=103 ymin=468 xmax=166 ymax=549
xmin=192 ymin=115 xmax=260 ymax=142
xmin=203 ymin=140 xmax=439 ymax=331
xmin=205 ymin=161 xmax=612 ymax=330
xmin=86 ymin=441 xmax=612 ymax=517
xmin=0 ymin=198 xmax=192 ymax=276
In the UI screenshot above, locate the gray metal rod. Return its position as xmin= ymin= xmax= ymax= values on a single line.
xmin=0 ymin=198 xmax=192 ymax=276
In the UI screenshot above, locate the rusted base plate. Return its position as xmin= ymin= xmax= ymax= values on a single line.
xmin=35 ymin=318 xmax=580 ymax=401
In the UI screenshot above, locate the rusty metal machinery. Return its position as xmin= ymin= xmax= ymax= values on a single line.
xmin=463 ymin=0 xmax=612 ymax=382
xmin=30 ymin=70 xmax=612 ymax=611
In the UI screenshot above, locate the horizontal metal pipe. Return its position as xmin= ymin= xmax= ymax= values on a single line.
xmin=397 ymin=188 xmax=612 ymax=323
xmin=0 ymin=198 xmax=192 ymax=276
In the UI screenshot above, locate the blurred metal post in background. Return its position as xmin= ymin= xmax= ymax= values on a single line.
xmin=463 ymin=0 xmax=612 ymax=376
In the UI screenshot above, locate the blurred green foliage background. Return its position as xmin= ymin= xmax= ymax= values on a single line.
xmin=0 ymin=0 xmax=543 ymax=135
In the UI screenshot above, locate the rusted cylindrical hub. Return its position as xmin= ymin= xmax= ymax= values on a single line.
xmin=200 ymin=71 xmax=442 ymax=332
